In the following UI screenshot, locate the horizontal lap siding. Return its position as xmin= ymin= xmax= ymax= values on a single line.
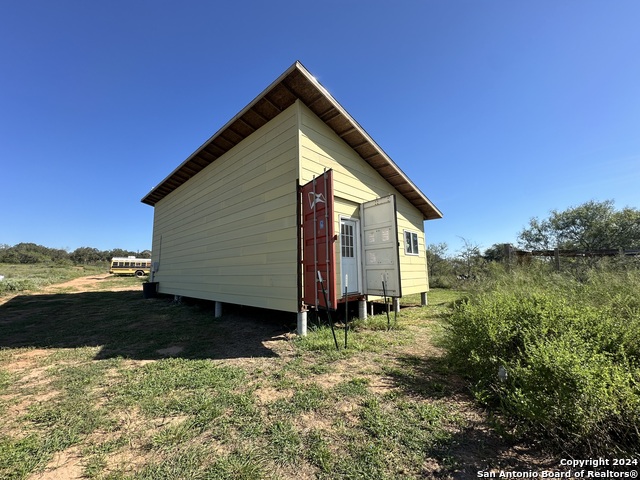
xmin=151 ymin=105 xmax=299 ymax=312
xmin=297 ymin=102 xmax=429 ymax=296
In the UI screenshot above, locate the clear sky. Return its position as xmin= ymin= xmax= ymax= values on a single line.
xmin=2 ymin=1 xmax=639 ymax=255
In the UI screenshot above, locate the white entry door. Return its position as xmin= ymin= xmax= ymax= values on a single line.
xmin=340 ymin=218 xmax=360 ymax=294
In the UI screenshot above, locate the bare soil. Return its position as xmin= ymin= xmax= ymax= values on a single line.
xmin=41 ymin=273 xmax=141 ymax=293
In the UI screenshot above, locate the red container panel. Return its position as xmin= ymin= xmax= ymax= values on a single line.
xmin=301 ymin=170 xmax=336 ymax=309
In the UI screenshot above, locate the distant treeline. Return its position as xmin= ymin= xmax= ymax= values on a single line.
xmin=0 ymin=243 xmax=151 ymax=265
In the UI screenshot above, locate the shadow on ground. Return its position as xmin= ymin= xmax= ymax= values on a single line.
xmin=0 ymin=290 xmax=294 ymax=361
xmin=387 ymin=353 xmax=557 ymax=477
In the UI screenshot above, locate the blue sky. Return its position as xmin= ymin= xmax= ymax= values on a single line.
xmin=2 ymin=1 xmax=639 ymax=256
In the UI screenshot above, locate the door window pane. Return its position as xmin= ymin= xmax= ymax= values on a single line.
xmin=341 ymin=223 xmax=354 ymax=258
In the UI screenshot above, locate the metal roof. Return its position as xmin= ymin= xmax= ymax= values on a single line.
xmin=141 ymin=61 xmax=442 ymax=220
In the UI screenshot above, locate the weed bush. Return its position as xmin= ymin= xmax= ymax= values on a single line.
xmin=0 ymin=278 xmax=39 ymax=294
xmin=445 ymin=265 xmax=640 ymax=455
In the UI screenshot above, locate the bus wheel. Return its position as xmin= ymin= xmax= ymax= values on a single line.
xmin=135 ymin=270 xmax=144 ymax=277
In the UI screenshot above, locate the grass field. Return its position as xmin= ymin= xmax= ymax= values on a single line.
xmin=0 ymin=273 xmax=552 ymax=479
xmin=0 ymin=263 xmax=107 ymax=295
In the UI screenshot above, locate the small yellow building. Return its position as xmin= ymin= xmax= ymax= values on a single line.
xmin=142 ymin=61 xmax=442 ymax=333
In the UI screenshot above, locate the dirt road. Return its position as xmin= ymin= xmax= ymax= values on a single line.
xmin=41 ymin=273 xmax=143 ymax=294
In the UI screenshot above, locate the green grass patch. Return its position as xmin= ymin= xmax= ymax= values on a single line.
xmin=266 ymin=420 xmax=302 ymax=466
xmin=17 ymin=361 xmax=116 ymax=473
xmin=204 ymin=448 xmax=270 ymax=480
xmin=2 ymin=356 xmax=118 ymax=478
xmin=0 ymin=263 xmax=105 ymax=295
xmin=112 ymin=446 xmax=208 ymax=480
xmin=149 ymin=420 xmax=201 ymax=450
xmin=0 ymin=369 xmax=10 ymax=392
xmin=0 ymin=433 xmax=53 ymax=480
xmin=114 ymin=358 xmax=247 ymax=417
xmin=350 ymin=312 xmax=404 ymax=331
xmin=295 ymin=320 xmax=410 ymax=356
xmin=268 ymin=383 xmax=328 ymax=416
xmin=303 ymin=394 xmax=457 ymax=479
xmin=333 ymin=377 xmax=370 ymax=398
xmin=41 ymin=346 xmax=103 ymax=364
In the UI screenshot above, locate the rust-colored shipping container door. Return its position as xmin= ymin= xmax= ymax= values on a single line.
xmin=301 ymin=170 xmax=336 ymax=309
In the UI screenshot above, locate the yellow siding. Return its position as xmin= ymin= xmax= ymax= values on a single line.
xmin=151 ymin=104 xmax=299 ymax=312
xmin=150 ymin=99 xmax=430 ymax=313
xmin=297 ymin=101 xmax=429 ymax=296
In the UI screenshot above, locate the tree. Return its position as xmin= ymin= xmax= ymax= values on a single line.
xmin=0 ymin=243 xmax=70 ymax=264
xmin=426 ymin=242 xmax=449 ymax=280
xmin=518 ymin=200 xmax=640 ymax=251
xmin=454 ymin=237 xmax=484 ymax=278
xmin=108 ymin=248 xmax=137 ymax=259
xmin=70 ymin=247 xmax=103 ymax=265
xmin=426 ymin=242 xmax=456 ymax=288
xmin=483 ymin=243 xmax=509 ymax=262
xmin=0 ymin=243 xmax=150 ymax=265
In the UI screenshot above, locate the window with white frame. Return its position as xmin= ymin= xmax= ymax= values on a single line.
xmin=404 ymin=230 xmax=420 ymax=255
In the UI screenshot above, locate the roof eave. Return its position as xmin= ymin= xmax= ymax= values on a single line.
xmin=141 ymin=63 xmax=303 ymax=206
xmin=292 ymin=64 xmax=442 ymax=220
xmin=141 ymin=61 xmax=443 ymax=221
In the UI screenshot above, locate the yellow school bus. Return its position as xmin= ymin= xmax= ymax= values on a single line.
xmin=109 ymin=257 xmax=151 ymax=277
